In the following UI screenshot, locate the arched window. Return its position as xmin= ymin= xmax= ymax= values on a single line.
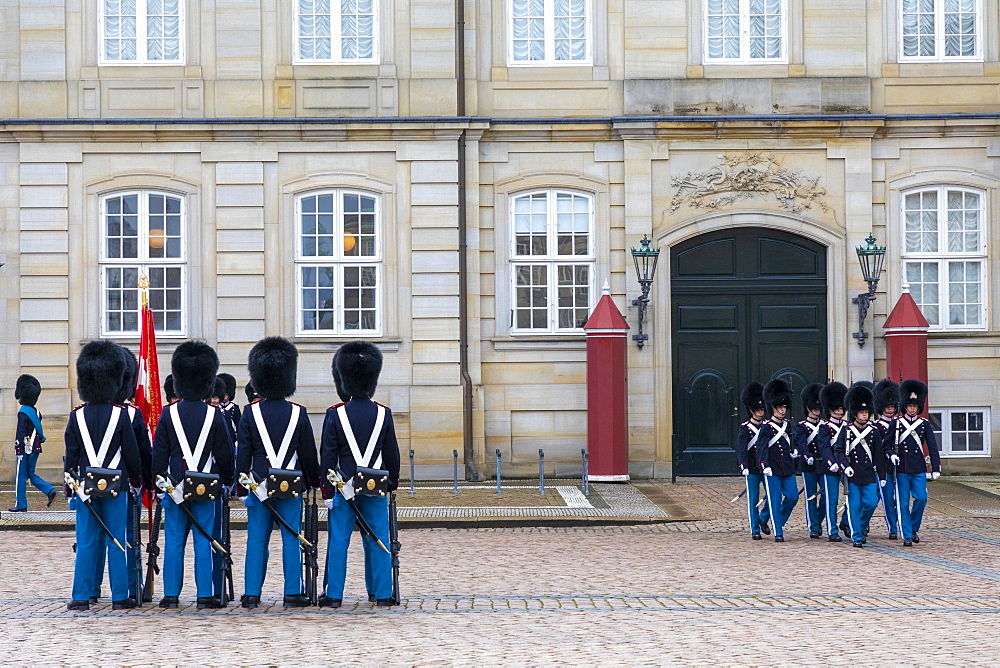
xmin=296 ymin=190 xmax=381 ymax=335
xmin=510 ymin=189 xmax=595 ymax=333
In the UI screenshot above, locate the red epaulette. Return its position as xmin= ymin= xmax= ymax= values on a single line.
xmin=375 ymin=401 xmax=390 ymax=409
xmin=328 ymin=402 xmax=346 ymax=410
xmin=166 ymin=399 xmax=180 ymax=406
xmin=71 ymin=403 xmax=86 ymax=412
xmin=289 ymin=400 xmax=305 ymax=408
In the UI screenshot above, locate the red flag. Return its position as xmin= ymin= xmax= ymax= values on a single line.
xmin=134 ymin=302 xmax=163 ymax=433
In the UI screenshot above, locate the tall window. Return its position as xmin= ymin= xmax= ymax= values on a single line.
xmin=930 ymin=408 xmax=991 ymax=457
xmin=509 ymin=0 xmax=589 ymax=64
xmin=101 ymin=191 xmax=185 ymax=336
xmin=296 ymin=191 xmax=381 ymax=335
xmin=705 ymin=0 xmax=785 ymax=63
xmin=296 ymin=0 xmax=377 ymax=63
xmin=510 ymin=190 xmax=594 ymax=333
xmin=900 ymin=0 xmax=980 ymax=61
xmin=902 ymin=186 xmax=986 ymax=330
xmin=101 ymin=0 xmax=184 ymax=64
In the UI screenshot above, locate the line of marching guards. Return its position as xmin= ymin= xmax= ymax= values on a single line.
xmin=736 ymin=378 xmax=939 ymax=547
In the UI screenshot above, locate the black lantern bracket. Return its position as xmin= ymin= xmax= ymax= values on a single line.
xmin=852 ymin=234 xmax=887 ymax=347
xmin=631 ymin=234 xmax=661 ymax=349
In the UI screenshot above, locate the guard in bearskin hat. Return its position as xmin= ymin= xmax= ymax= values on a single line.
xmin=794 ymin=383 xmax=828 ymax=538
xmin=818 ymin=381 xmax=848 ymax=542
xmin=873 ymin=378 xmax=901 ymax=539
xmin=320 ymin=341 xmax=401 ymax=607
xmin=216 ymin=373 xmax=242 ymax=445
xmin=757 ymin=378 xmax=799 ymax=542
xmin=64 ymin=340 xmax=143 ymax=611
xmin=237 ymin=337 xmax=320 ymax=609
xmin=735 ymin=382 xmax=771 ymax=539
xmin=9 ymin=374 xmax=57 ymax=513
xmin=151 ymin=341 xmax=235 ymax=609
xmin=886 ymin=379 xmax=940 ymax=546
xmin=833 ymin=383 xmax=886 ymax=547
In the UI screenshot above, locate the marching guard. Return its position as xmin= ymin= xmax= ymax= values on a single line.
xmin=757 ymin=379 xmax=799 ymax=542
xmin=9 ymin=374 xmax=57 ymax=513
xmin=873 ymin=378 xmax=900 ymax=539
xmin=320 ymin=341 xmax=400 ymax=606
xmin=236 ymin=337 xmax=320 ymax=609
xmin=888 ymin=380 xmax=941 ymax=546
xmin=735 ymin=382 xmax=771 ymax=539
xmin=819 ymin=382 xmax=848 ymax=543
xmin=64 ymin=340 xmax=142 ymax=610
xmin=151 ymin=341 xmax=234 ymax=609
xmin=795 ymin=383 xmax=828 ymax=538
xmin=833 ymin=383 xmax=886 ymax=548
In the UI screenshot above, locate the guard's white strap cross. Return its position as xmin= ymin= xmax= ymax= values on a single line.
xmin=896 ymin=418 xmax=924 ymax=447
xmin=76 ymin=406 xmax=122 ymax=469
xmin=337 ymin=404 xmax=386 ymax=470
xmin=804 ymin=421 xmax=821 ymax=445
xmin=250 ymin=402 xmax=301 ymax=470
xmin=169 ymin=403 xmax=215 ymax=473
xmin=767 ymin=421 xmax=788 ymax=448
xmin=848 ymin=425 xmax=873 ymax=461
xmin=746 ymin=423 xmax=761 ymax=449
xmin=828 ymin=421 xmax=844 ymax=446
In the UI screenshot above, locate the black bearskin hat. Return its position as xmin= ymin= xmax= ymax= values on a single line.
xmin=332 ymin=361 xmax=351 ymax=404
xmin=846 ymin=383 xmax=875 ymax=420
xmin=171 ymin=341 xmax=219 ymax=401
xmin=900 ymin=379 xmax=928 ymax=413
xmin=77 ymin=340 xmax=126 ymax=404
xmin=212 ymin=377 xmax=226 ymax=400
xmin=163 ymin=374 xmax=176 ymax=402
xmin=874 ymin=378 xmax=900 ymax=414
xmin=245 ymin=382 xmax=257 ymax=403
xmin=763 ymin=378 xmax=792 ymax=413
xmin=334 ymin=341 xmax=382 ymax=399
xmin=248 ymin=337 xmax=298 ymax=400
xmin=15 ymin=374 xmax=41 ymax=407
xmin=820 ymin=381 xmax=848 ymax=417
xmin=218 ymin=373 xmax=237 ymax=402
xmin=116 ymin=346 xmax=139 ymax=405
xmin=740 ymin=382 xmax=765 ymax=416
xmin=800 ymin=383 xmax=824 ymax=414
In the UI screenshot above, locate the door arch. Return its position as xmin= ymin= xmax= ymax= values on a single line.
xmin=671 ymin=227 xmax=828 ymax=476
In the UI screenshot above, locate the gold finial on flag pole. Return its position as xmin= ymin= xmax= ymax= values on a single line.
xmin=138 ymin=273 xmax=149 ymax=308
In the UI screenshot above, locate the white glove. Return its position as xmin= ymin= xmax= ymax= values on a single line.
xmin=879 ymin=479 xmax=887 ymax=488
xmin=762 ymin=467 xmax=773 ymax=477
xmin=791 ymin=449 xmax=800 ymax=459
xmin=844 ymin=466 xmax=855 ymax=478
xmin=130 ymin=484 xmax=143 ymax=498
xmin=806 ymin=457 xmax=814 ymax=466
xmin=890 ymin=455 xmax=900 ymax=466
xmin=324 ymin=498 xmax=335 ymax=509
xmin=829 ymin=463 xmax=839 ymax=473
xmin=741 ymin=467 xmax=749 ymax=476
xmin=930 ymin=471 xmax=941 ymax=480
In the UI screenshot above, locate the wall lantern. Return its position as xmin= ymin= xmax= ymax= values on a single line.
xmin=852 ymin=234 xmax=887 ymax=347
xmin=630 ymin=234 xmax=660 ymax=349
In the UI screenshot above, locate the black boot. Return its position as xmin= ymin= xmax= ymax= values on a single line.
xmin=903 ymin=538 xmax=913 ymax=547
xmin=67 ymin=600 xmax=90 ymax=611
xmin=912 ymin=534 xmax=920 ymax=544
xmin=368 ymin=594 xmax=377 ymax=603
xmin=197 ymin=596 xmax=223 ymax=609
xmin=774 ymin=535 xmax=785 ymax=543
xmin=89 ymin=596 xmax=100 ymax=604
xmin=47 ymin=489 xmax=58 ymax=507
xmin=809 ymin=531 xmax=820 ymax=539
xmin=158 ymin=596 xmax=179 ymax=609
xmin=318 ymin=595 xmax=342 ymax=608
xmin=240 ymin=595 xmax=260 ymax=609
xmin=112 ymin=598 xmax=137 ymax=610
xmin=853 ymin=540 xmax=864 ymax=548
xmin=283 ymin=594 xmax=310 ymax=607
xmin=751 ymin=532 xmax=762 ymax=540
xmin=759 ymin=520 xmax=771 ymax=535
xmin=375 ymin=598 xmax=395 ymax=607
xmin=828 ymin=534 xmax=842 ymax=543
xmin=888 ymin=532 xmax=898 ymax=540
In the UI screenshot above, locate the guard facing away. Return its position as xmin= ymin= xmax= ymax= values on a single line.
xmin=321 ymin=341 xmax=401 ymax=607
xmin=873 ymin=378 xmax=901 ymax=539
xmin=237 ymin=337 xmax=320 ymax=609
xmin=735 ymin=382 xmax=771 ymax=540
xmin=819 ymin=381 xmax=849 ymax=543
xmin=887 ymin=380 xmax=941 ymax=547
xmin=64 ymin=340 xmax=142 ymax=611
xmin=795 ymin=383 xmax=828 ymax=538
xmin=10 ymin=374 xmax=57 ymax=513
xmin=151 ymin=341 xmax=235 ymax=609
xmin=833 ymin=383 xmax=886 ymax=548
xmin=757 ymin=379 xmax=799 ymax=542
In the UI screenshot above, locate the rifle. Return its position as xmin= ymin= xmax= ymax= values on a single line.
xmin=131 ymin=490 xmax=144 ymax=607
xmin=389 ymin=491 xmax=401 ymax=605
xmin=142 ymin=496 xmax=162 ymax=602
xmin=303 ymin=489 xmax=320 ymax=606
xmin=219 ymin=490 xmax=235 ymax=606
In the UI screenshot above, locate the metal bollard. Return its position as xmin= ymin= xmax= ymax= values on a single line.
xmin=496 ymin=449 xmax=502 ymax=496
xmin=409 ymin=449 xmax=415 ymax=497
xmin=453 ymin=450 xmax=459 ymax=496
xmin=539 ymin=449 xmax=545 ymax=496
xmin=581 ymin=449 xmax=589 ymax=497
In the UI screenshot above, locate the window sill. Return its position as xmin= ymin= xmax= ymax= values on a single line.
xmin=292 ymin=338 xmax=402 ymax=354
xmin=941 ymin=453 xmax=992 ymax=459
xmin=492 ymin=337 xmax=586 ymax=352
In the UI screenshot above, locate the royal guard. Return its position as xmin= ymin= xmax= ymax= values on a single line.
xmin=834 ymin=383 xmax=886 ymax=548
xmin=873 ymin=378 xmax=900 ymax=539
xmin=64 ymin=340 xmax=142 ymax=611
xmin=320 ymin=342 xmax=401 ymax=606
xmin=217 ymin=373 xmax=242 ymax=443
xmin=888 ymin=380 xmax=941 ymax=547
xmin=9 ymin=374 xmax=57 ymax=513
xmin=236 ymin=337 xmax=320 ymax=609
xmin=758 ymin=378 xmax=799 ymax=542
xmin=818 ymin=381 xmax=848 ymax=543
xmin=795 ymin=383 xmax=828 ymax=538
xmin=163 ymin=374 xmax=176 ymax=403
xmin=735 ymin=382 xmax=771 ymax=540
xmin=151 ymin=341 xmax=234 ymax=609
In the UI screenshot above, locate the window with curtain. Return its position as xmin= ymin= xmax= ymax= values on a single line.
xmin=902 ymin=186 xmax=987 ymax=330
xmin=296 ymin=0 xmax=377 ymax=62
xmin=510 ymin=190 xmax=595 ymax=333
xmin=509 ymin=0 xmax=589 ymax=64
xmin=101 ymin=191 xmax=186 ymax=336
xmin=705 ymin=0 xmax=785 ymax=63
xmin=900 ymin=0 xmax=980 ymax=61
xmin=296 ymin=191 xmax=381 ymax=335
xmin=101 ymin=0 xmax=183 ymax=64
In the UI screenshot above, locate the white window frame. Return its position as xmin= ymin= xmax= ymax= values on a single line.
xmin=99 ymin=0 xmax=185 ymax=66
xmin=930 ymin=407 xmax=991 ymax=457
xmin=704 ymin=0 xmax=788 ymax=64
xmin=99 ymin=190 xmax=187 ymax=338
xmin=294 ymin=0 xmax=379 ymax=64
xmin=509 ymin=189 xmax=596 ymax=335
xmin=295 ymin=190 xmax=383 ymax=337
xmin=507 ymin=0 xmax=592 ymax=66
xmin=899 ymin=0 xmax=982 ymax=63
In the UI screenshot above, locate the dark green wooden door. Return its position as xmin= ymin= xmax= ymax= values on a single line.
xmin=671 ymin=228 xmax=827 ymax=476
